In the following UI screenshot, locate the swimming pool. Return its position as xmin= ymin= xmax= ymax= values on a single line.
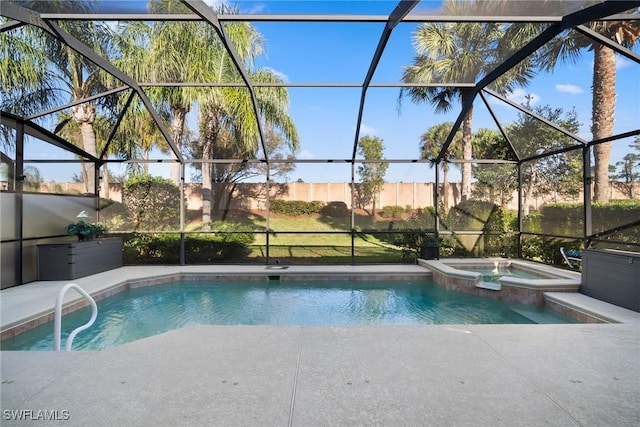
xmin=419 ymin=258 xmax=581 ymax=303
xmin=1 ymin=279 xmax=576 ymax=351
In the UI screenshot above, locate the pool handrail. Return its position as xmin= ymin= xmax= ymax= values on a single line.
xmin=53 ymin=283 xmax=98 ymax=351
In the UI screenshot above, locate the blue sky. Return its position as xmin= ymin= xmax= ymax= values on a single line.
xmin=238 ymin=1 xmax=639 ymax=182
xmin=18 ymin=0 xmax=640 ymax=184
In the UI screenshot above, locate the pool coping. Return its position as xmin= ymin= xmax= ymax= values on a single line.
xmin=0 ymin=264 xmax=432 ymax=339
xmin=2 ymin=262 xmax=639 ymax=343
xmin=418 ymin=258 xmax=583 ymax=306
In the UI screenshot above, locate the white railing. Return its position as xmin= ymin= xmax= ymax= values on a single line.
xmin=53 ymin=283 xmax=98 ymax=351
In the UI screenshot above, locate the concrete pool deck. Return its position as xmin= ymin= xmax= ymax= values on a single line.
xmin=1 ymin=265 xmax=639 ymax=426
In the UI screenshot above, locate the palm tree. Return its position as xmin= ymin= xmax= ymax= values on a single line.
xmin=539 ymin=12 xmax=640 ymax=202
xmin=198 ymin=67 xmax=299 ymax=224
xmin=113 ymin=98 xmax=170 ymax=176
xmin=55 ymin=111 xmax=117 ymax=198
xmin=400 ymin=0 xmax=537 ymax=202
xmin=420 ymin=122 xmax=462 ymax=211
xmin=154 ymin=4 xmax=296 ymax=224
xmin=114 ymin=0 xmax=213 ymax=185
xmin=1 ymin=0 xmax=115 ymax=193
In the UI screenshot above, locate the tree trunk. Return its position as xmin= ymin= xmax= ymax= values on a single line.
xmin=201 ymin=157 xmax=213 ymax=229
xmin=461 ymin=104 xmax=474 ymax=202
xmin=212 ymin=182 xmax=226 ymax=215
xmin=100 ymin=164 xmax=110 ymax=199
xmin=170 ymin=109 xmax=186 ymax=186
xmin=221 ymin=182 xmax=237 ymax=221
xmin=200 ymin=107 xmax=222 ymax=227
xmin=522 ymin=164 xmax=536 ymax=216
xmin=592 ymin=44 xmax=616 ymax=203
xmin=144 ymin=149 xmax=150 ymax=175
xmin=442 ymin=162 xmax=449 ymax=212
xmin=72 ymin=102 xmax=97 ymax=194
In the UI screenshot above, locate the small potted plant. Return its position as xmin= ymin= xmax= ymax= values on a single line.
xmin=65 ymin=210 xmax=106 ymax=241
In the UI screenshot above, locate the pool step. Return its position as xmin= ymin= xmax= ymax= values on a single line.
xmin=476 ymin=281 xmax=501 ymax=291
xmin=511 ymin=308 xmax=566 ymax=324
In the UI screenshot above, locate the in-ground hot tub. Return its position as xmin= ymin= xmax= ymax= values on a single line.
xmin=418 ymin=258 xmax=581 ymax=306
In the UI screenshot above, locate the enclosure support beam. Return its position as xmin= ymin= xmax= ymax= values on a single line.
xmin=265 ymin=166 xmax=271 ymax=264
xmin=517 ymin=163 xmax=524 ymax=259
xmin=351 ymin=161 xmax=358 ymax=264
xmin=583 ymin=145 xmax=593 ymax=248
xmin=574 ymin=24 xmax=640 ymax=65
xmin=0 ymin=2 xmax=182 ymax=164
xmin=351 ymin=0 xmax=419 ymax=160
xmin=180 ymin=163 xmax=186 ymax=266
xmin=439 ymin=1 xmax=634 ymax=162
xmin=182 ymin=0 xmax=269 ymax=164
xmin=1 ymin=112 xmax=99 ymax=163
xmin=479 ymin=91 xmax=521 ymax=161
xmin=16 ymin=121 xmax=25 ymax=286
xmin=101 ymin=90 xmax=137 ymax=161
xmin=434 ymin=159 xmax=440 ymax=248
xmin=483 ymin=89 xmax=587 ymax=145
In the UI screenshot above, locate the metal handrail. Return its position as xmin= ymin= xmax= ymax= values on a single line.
xmin=53 ymin=283 xmax=98 ymax=351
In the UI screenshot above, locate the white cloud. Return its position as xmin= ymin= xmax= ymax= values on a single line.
xmin=206 ymin=0 xmax=265 ymax=13
xmin=204 ymin=0 xmax=225 ymax=8
xmin=359 ymin=124 xmax=376 ymax=136
xmin=556 ymin=84 xmax=584 ymax=94
xmin=616 ymin=56 xmax=633 ymax=70
xmin=243 ymin=3 xmax=266 ymax=13
xmin=506 ymin=88 xmax=540 ymax=106
xmin=262 ymin=67 xmax=289 ymax=82
xmin=297 ymin=150 xmax=315 ymax=159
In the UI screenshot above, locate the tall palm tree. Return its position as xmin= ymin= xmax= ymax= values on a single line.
xmin=420 ymin=122 xmax=462 ymax=211
xmin=198 ymin=66 xmax=299 ymax=224
xmin=400 ymin=0 xmax=537 ymax=202
xmin=539 ymin=12 xmax=640 ymax=202
xmin=1 ymin=0 xmax=115 ymax=193
xmin=114 ymin=0 xmax=213 ymax=185
xmin=158 ymin=4 xmax=296 ymax=224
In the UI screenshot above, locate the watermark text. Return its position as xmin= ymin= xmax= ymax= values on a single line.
xmin=3 ymin=409 xmax=70 ymax=422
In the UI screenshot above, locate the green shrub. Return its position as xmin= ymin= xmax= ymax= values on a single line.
xmin=521 ymin=235 xmax=582 ymax=265
xmin=442 ymin=200 xmax=500 ymax=231
xmin=123 ymin=175 xmax=181 ymax=231
xmin=539 ymin=203 xmax=583 ymax=236
xmin=320 ymin=201 xmax=350 ymax=217
xmin=389 ymin=231 xmax=439 ymax=259
xmin=537 ymin=199 xmax=640 ymax=242
xmin=402 ymin=207 xmax=437 ymax=230
xmin=381 ymin=205 xmax=405 ymax=219
xmin=123 ymin=224 xmax=255 ymax=264
xmin=270 ymin=199 xmax=325 ymax=216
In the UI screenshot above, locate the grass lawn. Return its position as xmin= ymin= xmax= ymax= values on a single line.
xmin=247 ymin=244 xmax=406 ymax=264
xmin=182 ymin=210 xmax=415 ymax=263
xmin=245 ymin=215 xmax=407 ymax=263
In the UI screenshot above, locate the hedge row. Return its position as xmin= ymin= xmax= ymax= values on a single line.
xmin=270 ymin=200 xmax=325 ymax=216
xmin=380 ymin=205 xmax=406 ymax=219
xmin=123 ymin=230 xmax=255 ymax=264
xmin=534 ymin=199 xmax=640 ymax=238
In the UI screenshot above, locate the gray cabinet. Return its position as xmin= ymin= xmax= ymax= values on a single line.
xmin=37 ymin=238 xmax=123 ymax=280
xmin=581 ymin=248 xmax=640 ymax=312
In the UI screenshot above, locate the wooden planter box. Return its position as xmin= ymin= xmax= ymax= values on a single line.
xmin=37 ymin=238 xmax=123 ymax=281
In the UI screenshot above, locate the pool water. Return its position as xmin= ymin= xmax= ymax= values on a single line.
xmin=1 ymin=280 xmax=576 ymax=351
xmin=464 ymin=268 xmax=542 ymax=283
